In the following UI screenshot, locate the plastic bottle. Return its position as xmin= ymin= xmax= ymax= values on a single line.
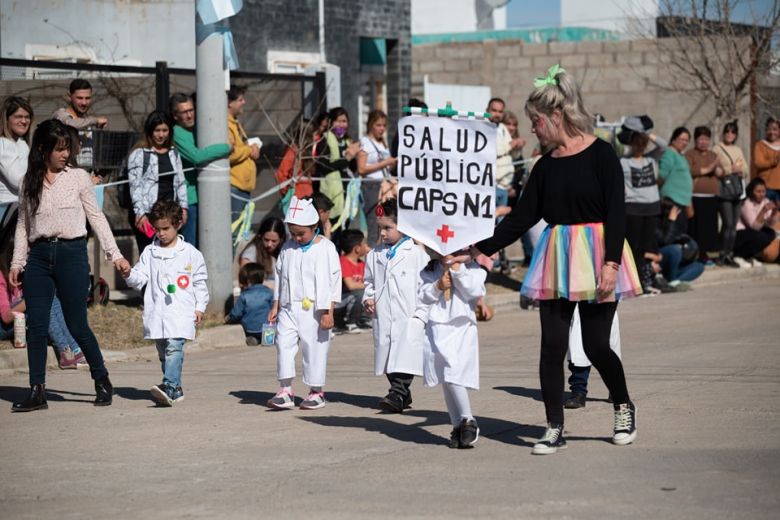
xmin=13 ymin=312 xmax=26 ymax=349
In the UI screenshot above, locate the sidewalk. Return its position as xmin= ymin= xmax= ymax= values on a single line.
xmin=1 ymin=263 xmax=777 ymax=373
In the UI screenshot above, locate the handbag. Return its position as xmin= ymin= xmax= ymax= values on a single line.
xmin=716 ymin=144 xmax=744 ymax=201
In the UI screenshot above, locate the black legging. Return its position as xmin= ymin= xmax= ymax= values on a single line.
xmin=625 ymin=214 xmax=657 ymax=280
xmin=718 ymin=199 xmax=742 ymax=256
xmin=539 ymin=299 xmax=629 ymax=425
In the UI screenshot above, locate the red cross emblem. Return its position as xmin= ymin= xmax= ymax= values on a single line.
xmin=436 ymin=224 xmax=455 ymax=244
xmin=177 ymin=275 xmax=190 ymax=289
xmin=288 ymin=199 xmax=304 ymax=218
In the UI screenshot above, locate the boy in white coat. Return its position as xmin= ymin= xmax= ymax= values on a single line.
xmin=363 ymin=199 xmax=429 ymax=413
xmin=122 ymin=200 xmax=209 ymax=406
xmin=419 ymin=254 xmax=486 ymax=449
xmin=267 ymin=196 xmax=341 ymax=410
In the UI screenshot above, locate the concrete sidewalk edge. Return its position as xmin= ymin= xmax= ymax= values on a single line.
xmin=1 ymin=264 xmax=777 ymax=373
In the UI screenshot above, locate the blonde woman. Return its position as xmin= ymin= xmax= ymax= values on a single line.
xmin=357 ymin=109 xmax=396 ymax=245
xmin=473 ymin=65 xmax=641 ymax=455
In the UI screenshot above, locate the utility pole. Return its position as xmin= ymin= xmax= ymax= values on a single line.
xmin=196 ymin=32 xmax=232 ymax=314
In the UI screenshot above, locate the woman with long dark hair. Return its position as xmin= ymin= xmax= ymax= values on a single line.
xmin=9 ymin=119 xmax=130 ymax=412
xmin=713 ymin=120 xmax=748 ymax=267
xmin=239 ymin=216 xmax=287 ymax=290
xmin=128 ymin=110 xmax=187 ymax=252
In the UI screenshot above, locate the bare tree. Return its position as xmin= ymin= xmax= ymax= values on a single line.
xmin=655 ymin=0 xmax=780 ymax=131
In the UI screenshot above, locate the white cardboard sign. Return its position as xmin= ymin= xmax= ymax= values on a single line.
xmin=396 ymin=115 xmax=496 ymax=255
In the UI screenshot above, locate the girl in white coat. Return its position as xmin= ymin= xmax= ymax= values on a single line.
xmin=419 ymin=255 xmax=486 ymax=449
xmin=363 ymin=199 xmax=429 ymax=413
xmin=267 ymin=196 xmax=341 ymax=411
xmin=122 ymin=201 xmax=209 ymax=406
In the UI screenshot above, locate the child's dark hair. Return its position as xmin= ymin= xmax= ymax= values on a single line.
xmin=310 ymin=192 xmax=334 ymax=213
xmin=377 ymin=198 xmax=398 ymax=221
xmin=149 ymin=200 xmax=183 ymax=226
xmin=339 ymin=229 xmax=365 ymax=255
xmin=238 ymin=262 xmax=265 ymax=286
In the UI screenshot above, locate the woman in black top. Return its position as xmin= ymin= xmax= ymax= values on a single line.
xmin=474 ymin=66 xmax=641 ymax=455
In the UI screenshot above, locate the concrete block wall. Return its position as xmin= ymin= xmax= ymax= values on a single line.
xmin=412 ymin=38 xmax=754 ymax=158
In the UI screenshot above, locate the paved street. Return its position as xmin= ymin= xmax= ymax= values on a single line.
xmin=0 ymin=278 xmax=778 ymax=519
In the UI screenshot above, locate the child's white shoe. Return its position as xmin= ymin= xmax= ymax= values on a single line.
xmin=267 ymin=388 xmax=295 ymax=410
xmin=299 ymin=391 xmax=326 ymax=410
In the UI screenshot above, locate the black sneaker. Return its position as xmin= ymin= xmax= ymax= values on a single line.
xmin=458 ymin=418 xmax=479 ymax=448
xmin=402 ymin=394 xmax=413 ymax=410
xmin=612 ymin=402 xmax=637 ymax=445
xmin=150 ymin=384 xmax=174 ymax=407
xmin=449 ymin=426 xmax=462 ymax=448
xmin=564 ymin=392 xmax=586 ymax=409
xmin=532 ymin=423 xmax=567 ymax=455
xmin=378 ymin=393 xmax=404 ymax=413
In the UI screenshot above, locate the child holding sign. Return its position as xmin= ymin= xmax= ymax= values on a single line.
xmin=363 ymin=199 xmax=430 ymax=413
xmin=122 ymin=200 xmax=209 ymax=407
xmin=267 ymin=196 xmax=341 ymax=410
xmin=419 ymin=253 xmax=486 ymax=449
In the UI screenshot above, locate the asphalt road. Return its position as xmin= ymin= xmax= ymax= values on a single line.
xmin=0 ymin=278 xmax=777 ymax=519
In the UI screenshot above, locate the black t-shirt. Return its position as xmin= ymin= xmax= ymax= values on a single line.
xmin=478 ymin=137 xmax=626 ymax=263
xmin=156 ymin=151 xmax=174 ymax=202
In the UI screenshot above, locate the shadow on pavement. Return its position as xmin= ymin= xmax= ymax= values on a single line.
xmin=404 ymin=409 xmax=545 ymax=447
xmin=299 ymin=415 xmax=446 ymax=446
xmin=0 ymin=386 xmax=96 ymax=404
xmin=493 ymin=385 xmax=543 ymax=402
xmin=115 ymin=387 xmax=153 ymax=401
xmin=325 ymin=391 xmax=378 ymax=409
xmin=229 ymin=390 xmax=275 ymax=407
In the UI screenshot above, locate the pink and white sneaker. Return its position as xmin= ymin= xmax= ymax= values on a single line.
xmin=266 ymin=389 xmax=295 ymax=410
xmin=299 ymin=391 xmax=326 ymax=410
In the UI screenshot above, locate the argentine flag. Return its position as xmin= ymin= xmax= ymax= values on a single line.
xmin=197 ymin=0 xmax=243 ymax=25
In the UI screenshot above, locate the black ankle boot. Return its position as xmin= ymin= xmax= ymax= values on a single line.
xmin=94 ymin=376 xmax=113 ymax=406
xmin=12 ymin=384 xmax=48 ymax=412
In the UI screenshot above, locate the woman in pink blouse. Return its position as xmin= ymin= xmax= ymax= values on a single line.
xmin=9 ymin=119 xmax=130 ymax=412
xmin=734 ymin=178 xmax=779 ymax=264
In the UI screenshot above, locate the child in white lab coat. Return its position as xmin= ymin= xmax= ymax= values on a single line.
xmin=363 ymin=199 xmax=429 ymax=413
xmin=267 ymin=196 xmax=341 ymax=410
xmin=419 ymin=254 xmax=486 ymax=449
xmin=122 ymin=200 xmax=209 ymax=406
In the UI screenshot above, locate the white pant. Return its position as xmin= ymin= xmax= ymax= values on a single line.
xmin=276 ymin=305 xmax=331 ymax=386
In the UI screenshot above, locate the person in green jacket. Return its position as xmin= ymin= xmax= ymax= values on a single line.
xmin=169 ymin=92 xmax=231 ymax=247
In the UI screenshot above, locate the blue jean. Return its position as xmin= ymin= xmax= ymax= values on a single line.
xmin=49 ymin=295 xmax=82 ymax=355
xmin=181 ymin=202 xmax=198 ymax=247
xmin=568 ymin=362 xmax=591 ymax=395
xmin=660 ymin=244 xmax=704 ymax=282
xmin=156 ymin=338 xmax=185 ymax=389
xmin=23 ymin=239 xmax=107 ymax=385
xmin=231 ymin=186 xmax=250 ymax=224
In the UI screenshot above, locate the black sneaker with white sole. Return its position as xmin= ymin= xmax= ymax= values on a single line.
xmin=458 ymin=418 xmax=479 ymax=448
xmin=612 ymin=402 xmax=637 ymax=445
xmin=532 ymin=423 xmax=567 ymax=455
xmin=449 ymin=426 xmax=462 ymax=448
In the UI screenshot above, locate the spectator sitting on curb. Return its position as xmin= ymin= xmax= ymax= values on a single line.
xmin=226 ymin=262 xmax=274 ymax=346
xmin=334 ymin=229 xmax=370 ymax=334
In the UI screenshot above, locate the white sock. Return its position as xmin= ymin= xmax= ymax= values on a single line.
xmin=442 ymin=382 xmax=473 ymax=427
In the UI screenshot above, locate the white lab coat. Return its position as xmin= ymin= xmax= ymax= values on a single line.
xmin=125 ymin=236 xmax=209 ymax=340
xmin=363 ymin=239 xmax=430 ymax=376
xmin=568 ymin=305 xmax=622 ymax=367
xmin=273 ymin=237 xmax=341 ymax=386
xmin=419 ymin=262 xmax=486 ymax=390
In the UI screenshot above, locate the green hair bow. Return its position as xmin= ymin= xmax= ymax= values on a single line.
xmin=533 ymin=64 xmax=566 ymax=88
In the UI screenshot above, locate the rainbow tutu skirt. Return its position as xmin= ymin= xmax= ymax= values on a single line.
xmin=521 ymin=223 xmax=643 ymax=302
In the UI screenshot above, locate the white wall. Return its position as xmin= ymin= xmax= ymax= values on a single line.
xmin=0 ymin=0 xmax=195 ymax=67
xmin=560 ymin=0 xmax=659 ymax=38
xmin=412 ymin=0 xmax=507 ymax=35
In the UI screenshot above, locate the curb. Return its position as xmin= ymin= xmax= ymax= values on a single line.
xmin=1 ymin=264 xmax=777 ymax=373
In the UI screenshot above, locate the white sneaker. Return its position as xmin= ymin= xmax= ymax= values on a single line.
xmin=733 ymin=256 xmax=751 ymax=268
xmin=613 ymin=403 xmax=637 ymax=445
xmin=751 ymin=258 xmax=763 ymax=267
xmin=532 ymin=423 xmax=567 ymax=455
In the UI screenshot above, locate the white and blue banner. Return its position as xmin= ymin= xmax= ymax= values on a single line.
xmin=196 ymin=0 xmax=243 ymax=25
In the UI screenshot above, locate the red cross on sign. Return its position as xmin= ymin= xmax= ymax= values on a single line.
xmin=288 ymin=199 xmax=304 ymax=218
xmin=436 ymin=224 xmax=455 ymax=244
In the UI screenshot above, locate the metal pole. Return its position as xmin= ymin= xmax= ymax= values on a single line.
xmin=196 ymin=32 xmax=232 ymax=314
xmin=155 ymin=61 xmax=169 ymax=113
